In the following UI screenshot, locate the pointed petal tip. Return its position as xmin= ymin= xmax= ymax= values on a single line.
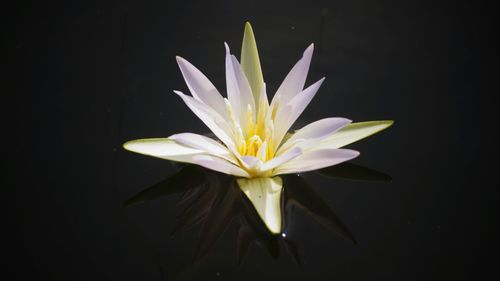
xmin=344 ymin=149 xmax=361 ymax=162
xmin=302 ymin=43 xmax=314 ymax=56
xmin=245 ymin=21 xmax=253 ymax=29
xmin=343 ymin=148 xmax=361 ymax=158
xmin=361 ymin=120 xmax=394 ymax=129
xmin=315 ymin=77 xmax=326 ymax=86
xmin=224 ymin=42 xmax=230 ymax=54
xmin=122 ymin=139 xmax=163 ymax=153
xmin=175 ymin=56 xmax=187 ymax=65
xmin=122 ymin=140 xmax=133 ymax=151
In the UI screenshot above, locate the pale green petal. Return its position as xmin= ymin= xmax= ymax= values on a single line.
xmin=241 ymin=22 xmax=264 ymax=104
xmin=314 ymin=120 xmax=394 ymax=150
xmin=237 ymin=177 xmax=283 ymax=234
xmin=123 ymin=138 xmax=204 ymax=163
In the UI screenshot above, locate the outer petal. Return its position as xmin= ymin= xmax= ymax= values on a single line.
xmin=277 ymin=117 xmax=351 ymax=155
xmin=241 ymin=22 xmax=264 ymax=104
xmin=314 ymin=121 xmax=394 ymax=150
xmin=169 ymin=133 xmax=238 ymax=165
xmin=237 ymin=177 xmax=283 ymax=234
xmin=123 ymin=138 xmax=205 ymax=163
xmin=273 ymin=149 xmax=359 ymax=175
xmin=173 ymin=90 xmax=236 ymax=151
xmin=175 ymin=56 xmax=228 ymax=119
xmin=271 ymin=44 xmax=314 ymax=107
xmin=225 ymin=43 xmax=255 ymax=124
xmin=273 ymin=77 xmax=325 ymax=148
xmin=192 ymin=155 xmax=250 ymax=178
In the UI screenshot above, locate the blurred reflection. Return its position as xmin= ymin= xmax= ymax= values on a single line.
xmin=124 ymin=162 xmax=390 ymax=264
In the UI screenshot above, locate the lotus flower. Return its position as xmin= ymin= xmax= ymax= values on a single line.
xmin=124 ymin=23 xmax=393 ymax=233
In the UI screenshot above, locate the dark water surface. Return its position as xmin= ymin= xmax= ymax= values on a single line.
xmin=6 ymin=0 xmax=498 ymax=280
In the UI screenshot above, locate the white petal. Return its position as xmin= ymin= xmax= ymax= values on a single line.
xmin=173 ymin=90 xmax=236 ymax=151
xmin=277 ymin=117 xmax=351 ymax=155
xmin=237 ymin=177 xmax=283 ymax=234
xmin=273 ymin=149 xmax=359 ymax=175
xmin=314 ymin=121 xmax=394 ymax=150
xmin=261 ymin=147 xmax=302 ymax=172
xmin=192 ymin=155 xmax=250 ymax=177
xmin=123 ymin=138 xmax=204 ymax=163
xmin=169 ymin=133 xmax=237 ymax=164
xmin=225 ymin=43 xmax=255 ymax=124
xmin=175 ymin=56 xmax=228 ymax=119
xmin=274 ymin=77 xmax=325 ymax=147
xmin=271 ymin=44 xmax=314 ymax=107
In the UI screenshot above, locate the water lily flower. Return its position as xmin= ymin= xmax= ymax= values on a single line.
xmin=124 ymin=23 xmax=393 ymax=234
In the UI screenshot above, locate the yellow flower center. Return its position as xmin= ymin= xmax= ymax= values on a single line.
xmin=224 ymin=98 xmax=277 ymax=163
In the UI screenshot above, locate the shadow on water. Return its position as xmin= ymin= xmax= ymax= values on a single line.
xmin=123 ymin=162 xmax=391 ymax=265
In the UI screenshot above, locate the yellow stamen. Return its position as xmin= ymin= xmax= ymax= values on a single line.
xmin=246 ymin=135 xmax=263 ymax=157
xmin=246 ymin=104 xmax=254 ymax=136
xmin=237 ymin=125 xmax=246 ymax=155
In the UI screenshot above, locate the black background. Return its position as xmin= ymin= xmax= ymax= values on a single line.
xmin=5 ymin=0 xmax=499 ymax=280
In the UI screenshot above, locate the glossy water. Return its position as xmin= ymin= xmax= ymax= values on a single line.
xmin=6 ymin=0 xmax=498 ymax=280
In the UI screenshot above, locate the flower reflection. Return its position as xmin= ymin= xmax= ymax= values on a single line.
xmin=124 ymin=163 xmax=390 ymax=264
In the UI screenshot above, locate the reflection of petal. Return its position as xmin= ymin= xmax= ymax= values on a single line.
xmin=284 ymin=175 xmax=356 ymax=243
xmin=266 ymin=238 xmax=280 ymax=260
xmin=194 ymin=177 xmax=242 ymax=261
xmin=281 ymin=239 xmax=302 ymax=265
xmin=172 ymin=181 xmax=220 ymax=235
xmin=122 ymin=165 xmax=206 ymax=207
xmin=236 ymin=225 xmax=256 ymax=265
xmin=318 ymin=162 xmax=392 ymax=182
xmin=237 ymin=177 xmax=284 ymax=234
xmin=123 ymin=163 xmax=388 ymax=262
